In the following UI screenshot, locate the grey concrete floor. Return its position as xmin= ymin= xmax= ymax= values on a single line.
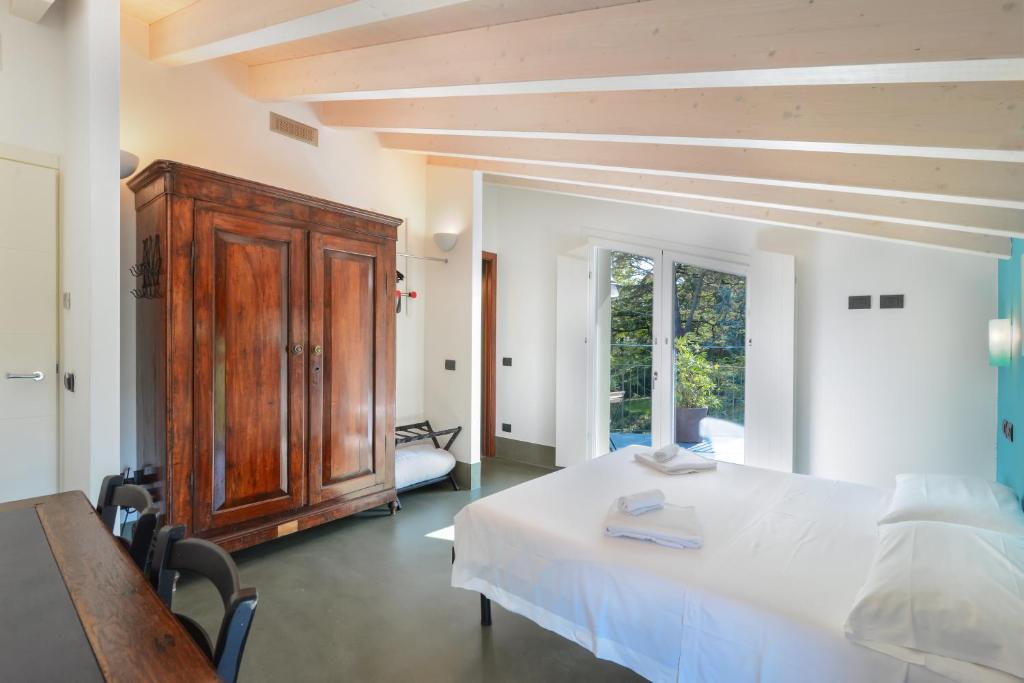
xmin=176 ymin=458 xmax=643 ymax=682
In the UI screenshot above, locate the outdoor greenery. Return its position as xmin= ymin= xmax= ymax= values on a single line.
xmin=671 ymin=262 xmax=746 ymax=425
xmin=674 ymin=337 xmax=722 ymax=410
xmin=609 ymin=252 xmax=747 ymax=434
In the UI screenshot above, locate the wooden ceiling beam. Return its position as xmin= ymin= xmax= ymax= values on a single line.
xmin=428 ymin=157 xmax=1024 ymax=237
xmin=381 ymin=133 xmax=1024 ymax=204
xmin=487 ymin=176 xmax=1011 ymax=258
xmin=322 ymin=82 xmax=1024 ymax=154
xmin=149 ymin=0 xmax=642 ymax=66
xmin=250 ymin=0 xmax=1024 ymax=101
xmin=233 ymin=0 xmax=643 ymax=67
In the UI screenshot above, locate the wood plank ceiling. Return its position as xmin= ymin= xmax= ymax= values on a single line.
xmin=122 ymin=0 xmax=1024 ymax=257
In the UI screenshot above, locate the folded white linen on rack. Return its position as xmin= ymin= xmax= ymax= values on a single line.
xmin=605 ymin=503 xmax=703 ymax=549
xmin=615 ymin=489 xmax=665 ymax=515
xmin=635 ymin=450 xmax=717 ymax=474
xmin=652 ymin=444 xmax=680 ymax=463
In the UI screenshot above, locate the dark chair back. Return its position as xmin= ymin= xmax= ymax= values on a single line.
xmin=150 ymin=525 xmax=258 ymax=683
xmin=96 ymin=474 xmax=159 ymax=571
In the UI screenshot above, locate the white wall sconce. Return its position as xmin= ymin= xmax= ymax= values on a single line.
xmin=989 ymin=318 xmax=1013 ymax=367
xmin=433 ymin=232 xmax=459 ymax=252
xmin=120 ymin=150 xmax=140 ymax=180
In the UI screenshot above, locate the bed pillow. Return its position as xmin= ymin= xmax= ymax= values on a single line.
xmin=845 ymin=521 xmax=1024 ymax=683
xmin=878 ymin=473 xmax=1024 ymax=534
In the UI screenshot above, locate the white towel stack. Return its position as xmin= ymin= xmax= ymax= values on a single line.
xmin=635 ymin=448 xmax=716 ymax=475
xmin=605 ymin=503 xmax=703 ymax=549
xmin=615 ymin=489 xmax=665 ymax=515
xmin=652 ymin=444 xmax=680 ymax=463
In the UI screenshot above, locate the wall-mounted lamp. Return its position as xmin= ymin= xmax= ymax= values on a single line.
xmin=120 ymin=150 xmax=140 ymax=180
xmin=433 ymin=232 xmax=459 ymax=252
xmin=989 ymin=318 xmax=1013 ymax=367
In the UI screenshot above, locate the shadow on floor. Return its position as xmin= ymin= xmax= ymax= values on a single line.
xmin=175 ymin=458 xmax=643 ymax=682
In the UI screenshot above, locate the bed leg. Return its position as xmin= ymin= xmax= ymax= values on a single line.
xmin=449 ymin=473 xmax=461 ymax=491
xmin=480 ymin=594 xmax=492 ymax=627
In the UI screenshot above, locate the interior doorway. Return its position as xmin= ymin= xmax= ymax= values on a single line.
xmin=481 ymin=251 xmax=497 ymax=457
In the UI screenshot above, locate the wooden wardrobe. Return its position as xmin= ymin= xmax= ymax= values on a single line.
xmin=129 ymin=161 xmax=398 ymax=551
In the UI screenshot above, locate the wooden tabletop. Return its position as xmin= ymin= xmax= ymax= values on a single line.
xmin=0 ymin=491 xmax=219 ymax=682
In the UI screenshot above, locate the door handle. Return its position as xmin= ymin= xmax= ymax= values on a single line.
xmin=6 ymin=371 xmax=44 ymax=382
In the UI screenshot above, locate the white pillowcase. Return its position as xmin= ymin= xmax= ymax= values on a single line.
xmin=845 ymin=521 xmax=1024 ymax=683
xmin=878 ymin=473 xmax=1024 ymax=534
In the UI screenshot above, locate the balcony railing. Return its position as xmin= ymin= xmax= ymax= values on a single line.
xmin=609 ymin=343 xmax=745 ymax=431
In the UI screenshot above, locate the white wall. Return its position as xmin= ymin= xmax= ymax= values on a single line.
xmin=119 ymin=14 xmax=429 ymax=469
xmin=0 ymin=1 xmax=121 ymax=501
xmin=0 ymin=4 xmax=65 ymax=155
xmin=484 ymin=183 xmax=997 ymax=488
xmin=63 ymin=0 xmax=122 ymax=501
xmin=423 ymin=166 xmax=482 ymax=469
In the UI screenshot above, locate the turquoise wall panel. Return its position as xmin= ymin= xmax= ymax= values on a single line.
xmin=997 ymin=239 xmax=1024 ymax=497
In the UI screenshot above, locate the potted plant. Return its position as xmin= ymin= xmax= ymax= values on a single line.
xmin=674 ymin=337 xmax=722 ymax=443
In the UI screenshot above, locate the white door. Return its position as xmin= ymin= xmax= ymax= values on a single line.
xmin=656 ymin=252 xmax=748 ymax=463
xmin=0 ymin=157 xmax=59 ymax=502
xmin=588 ymin=243 xmax=664 ymax=457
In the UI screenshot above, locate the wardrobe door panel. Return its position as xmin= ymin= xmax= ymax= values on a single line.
xmin=193 ymin=208 xmax=306 ymax=533
xmin=309 ymin=232 xmax=391 ymax=504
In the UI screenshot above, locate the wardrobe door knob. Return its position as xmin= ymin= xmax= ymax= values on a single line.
xmin=292 ymin=344 xmax=303 ymax=355
xmin=313 ymin=345 xmax=323 ymax=356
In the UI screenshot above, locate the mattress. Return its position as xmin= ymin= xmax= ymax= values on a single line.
xmin=452 ymin=446 xmax=956 ymax=683
xmin=395 ymin=444 xmax=456 ymax=490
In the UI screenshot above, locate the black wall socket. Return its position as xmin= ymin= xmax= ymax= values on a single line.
xmin=501 ymin=423 xmax=511 ymax=433
xmin=1003 ymin=419 xmax=1014 ymax=443
xmin=848 ymin=295 xmax=871 ymax=310
xmin=880 ymin=294 xmax=905 ymax=309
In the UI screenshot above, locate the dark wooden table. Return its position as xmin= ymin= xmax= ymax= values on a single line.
xmin=0 ymin=491 xmax=219 ymax=682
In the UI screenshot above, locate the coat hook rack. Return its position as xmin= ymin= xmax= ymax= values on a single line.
xmin=130 ymin=234 xmax=163 ymax=299
xmin=395 ymin=270 xmax=418 ymax=313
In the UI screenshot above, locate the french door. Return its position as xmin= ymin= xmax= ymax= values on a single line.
xmin=589 ymin=242 xmax=749 ymax=463
xmin=655 ymin=252 xmax=748 ymax=463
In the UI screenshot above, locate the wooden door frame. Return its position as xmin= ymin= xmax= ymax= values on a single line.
xmin=481 ymin=251 xmax=497 ymax=458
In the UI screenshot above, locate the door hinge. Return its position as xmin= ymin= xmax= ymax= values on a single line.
xmin=189 ymin=241 xmax=196 ymax=275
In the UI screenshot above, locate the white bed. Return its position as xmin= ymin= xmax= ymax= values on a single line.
xmin=452 ymin=446 xmax=961 ymax=683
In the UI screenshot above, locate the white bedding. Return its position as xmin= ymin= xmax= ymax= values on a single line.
xmin=452 ymin=446 xmax=960 ymax=683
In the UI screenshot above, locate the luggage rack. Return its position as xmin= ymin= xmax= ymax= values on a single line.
xmin=395 ymin=420 xmax=462 ymax=451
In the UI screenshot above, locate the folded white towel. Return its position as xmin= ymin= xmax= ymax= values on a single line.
xmin=615 ymin=489 xmax=665 ymax=515
xmin=635 ymin=450 xmax=717 ymax=475
xmin=605 ymin=503 xmax=703 ymax=549
xmin=652 ymin=444 xmax=680 ymax=463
